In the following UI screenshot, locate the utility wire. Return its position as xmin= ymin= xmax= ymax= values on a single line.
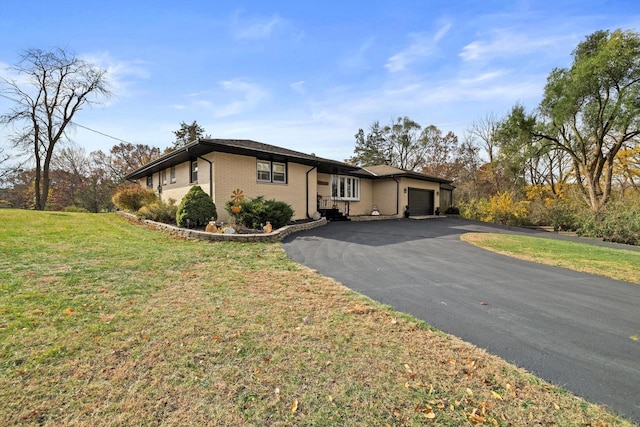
xmin=0 ymin=92 xmax=134 ymax=145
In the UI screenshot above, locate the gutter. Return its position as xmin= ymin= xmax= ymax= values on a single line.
xmin=306 ymin=164 xmax=318 ymax=219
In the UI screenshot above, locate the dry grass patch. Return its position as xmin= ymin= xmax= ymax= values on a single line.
xmin=0 ymin=210 xmax=633 ymax=426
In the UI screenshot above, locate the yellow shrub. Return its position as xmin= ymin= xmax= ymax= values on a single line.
xmin=481 ymin=192 xmax=529 ymax=225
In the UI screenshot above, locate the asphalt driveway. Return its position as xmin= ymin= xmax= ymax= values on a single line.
xmin=282 ymin=217 xmax=640 ymax=423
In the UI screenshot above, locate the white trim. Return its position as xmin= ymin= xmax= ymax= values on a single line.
xmin=331 ymin=175 xmax=360 ymax=201
xmin=257 ymin=159 xmax=287 ymax=184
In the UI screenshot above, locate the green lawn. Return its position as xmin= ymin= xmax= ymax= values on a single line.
xmin=0 ymin=210 xmax=633 ymax=426
xmin=461 ymin=233 xmax=640 ymax=284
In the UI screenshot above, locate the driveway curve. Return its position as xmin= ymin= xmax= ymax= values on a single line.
xmin=282 ymin=217 xmax=640 ymax=423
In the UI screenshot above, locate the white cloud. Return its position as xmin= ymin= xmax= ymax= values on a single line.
xmin=460 ymin=30 xmax=571 ymax=63
xmin=213 ymin=79 xmax=268 ymax=117
xmin=385 ymin=20 xmax=452 ymax=72
xmin=340 ymin=37 xmax=376 ymax=71
xmin=434 ymin=20 xmax=452 ymax=41
xmin=290 ymin=80 xmax=306 ymax=95
xmin=231 ymin=11 xmax=285 ymax=40
xmin=459 ymin=70 xmax=508 ymax=85
xmin=80 ymin=52 xmax=150 ymax=100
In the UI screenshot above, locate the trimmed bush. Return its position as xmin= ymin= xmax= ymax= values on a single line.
xmin=226 ymin=196 xmax=294 ymax=230
xmin=137 ymin=199 xmax=178 ymax=223
xmin=176 ymin=186 xmax=217 ymax=227
xmin=264 ymin=200 xmax=295 ymax=229
xmin=112 ymin=184 xmax=156 ymax=212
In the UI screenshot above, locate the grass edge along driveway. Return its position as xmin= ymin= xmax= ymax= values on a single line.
xmin=0 ymin=210 xmax=633 ymax=426
xmin=461 ymin=232 xmax=640 ymax=285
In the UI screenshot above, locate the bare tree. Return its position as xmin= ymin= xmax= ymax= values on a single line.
xmin=467 ymin=112 xmax=500 ymax=163
xmin=1 ymin=48 xmax=111 ymax=210
xmin=0 ymin=146 xmax=11 ymax=182
xmin=93 ymin=142 xmax=161 ymax=184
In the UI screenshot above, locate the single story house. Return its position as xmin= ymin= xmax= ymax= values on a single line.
xmin=125 ymin=139 xmax=454 ymax=222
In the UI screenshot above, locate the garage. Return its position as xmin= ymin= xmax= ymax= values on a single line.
xmin=407 ymin=188 xmax=434 ymax=216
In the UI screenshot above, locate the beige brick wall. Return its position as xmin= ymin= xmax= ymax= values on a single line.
xmin=372 ymin=179 xmax=400 ymax=216
xmin=316 ymin=173 xmax=375 ymax=216
xmin=133 ymin=154 xmax=444 ymax=221
xmin=212 ymin=152 xmax=316 ymax=222
xmin=317 ymin=173 xmax=332 ymax=198
xmin=348 ymin=178 xmax=373 ymax=215
xmin=157 ymin=161 xmax=198 ymax=203
xmin=399 ymin=178 xmax=441 ymax=211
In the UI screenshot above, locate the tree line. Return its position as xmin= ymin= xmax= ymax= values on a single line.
xmin=348 ymin=29 xmax=640 ymax=243
xmin=1 ymin=30 xmax=639 ymax=242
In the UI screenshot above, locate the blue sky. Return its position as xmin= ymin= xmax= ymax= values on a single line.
xmin=1 ymin=0 xmax=639 ymax=162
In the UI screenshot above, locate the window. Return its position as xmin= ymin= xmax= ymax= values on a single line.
xmin=331 ymin=175 xmax=360 ymax=200
xmin=257 ymin=160 xmax=271 ymax=182
xmin=170 ymin=166 xmax=176 ymax=184
xmin=272 ymin=162 xmax=286 ymax=183
xmin=257 ymin=160 xmax=287 ymax=184
xmin=146 ymin=175 xmax=153 ymax=188
xmin=190 ymin=160 xmax=198 ymax=183
xmin=161 ymin=169 xmax=167 ymax=185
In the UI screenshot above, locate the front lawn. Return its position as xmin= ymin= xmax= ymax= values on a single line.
xmin=0 ymin=210 xmax=632 ymax=425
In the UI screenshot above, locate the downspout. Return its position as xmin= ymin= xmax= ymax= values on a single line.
xmin=197 ymin=155 xmax=214 ymax=199
xmin=306 ymin=164 xmax=318 ymax=219
xmin=392 ymin=176 xmax=400 ymax=216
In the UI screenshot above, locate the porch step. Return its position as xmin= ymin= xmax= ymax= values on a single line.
xmin=319 ymin=208 xmax=350 ymax=222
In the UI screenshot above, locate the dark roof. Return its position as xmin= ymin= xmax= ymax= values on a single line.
xmin=125 ymin=138 xmax=360 ymax=180
xmin=362 ymin=165 xmax=452 ymax=184
xmin=124 ymin=138 xmax=452 ymax=185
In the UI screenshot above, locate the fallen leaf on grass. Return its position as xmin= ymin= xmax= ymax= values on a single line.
xmin=290 ymin=399 xmax=298 ymax=414
xmin=552 ymin=402 xmax=560 ymax=410
xmin=490 ymin=390 xmax=503 ymax=400
xmin=346 ymin=305 xmax=372 ymax=315
xmin=63 ymin=307 xmax=74 ymax=316
xmin=468 ymin=413 xmax=485 ymax=424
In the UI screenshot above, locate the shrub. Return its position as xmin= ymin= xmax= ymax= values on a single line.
xmin=482 ymin=192 xmax=530 ymax=226
xmin=226 ymin=196 xmax=294 ymax=230
xmin=459 ymin=198 xmax=488 ymax=221
xmin=137 ymin=199 xmax=178 ymax=224
xmin=445 ymin=206 xmax=460 ymax=215
xmin=264 ymin=200 xmax=295 ymax=229
xmin=577 ymin=199 xmax=640 ymax=245
xmin=112 ymin=184 xmax=156 ymax=211
xmin=176 ymin=186 xmax=217 ymax=227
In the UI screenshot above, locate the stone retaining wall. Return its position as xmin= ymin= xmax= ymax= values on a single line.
xmin=117 ymin=211 xmax=327 ymax=242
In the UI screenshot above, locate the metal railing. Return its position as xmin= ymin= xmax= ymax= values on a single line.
xmin=317 ymin=196 xmax=350 ymax=216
